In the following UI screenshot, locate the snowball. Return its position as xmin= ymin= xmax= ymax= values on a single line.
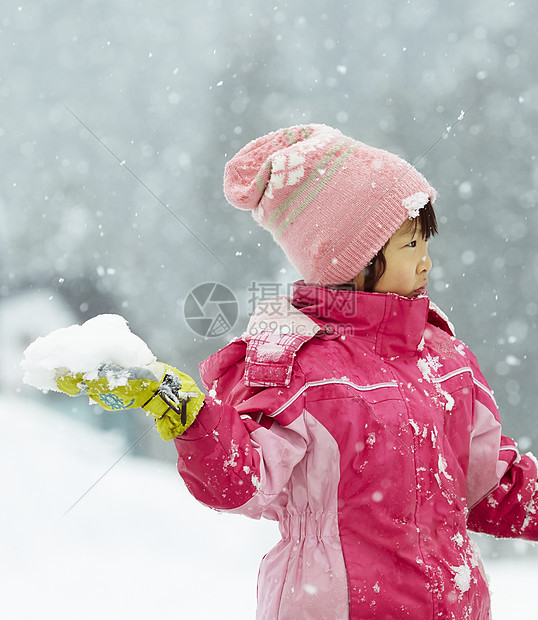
xmin=21 ymin=314 xmax=156 ymax=392
xmin=402 ymin=191 xmax=429 ymax=219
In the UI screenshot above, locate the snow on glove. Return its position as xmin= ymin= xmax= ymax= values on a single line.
xmin=22 ymin=314 xmax=205 ymax=441
xmin=56 ymin=362 xmax=205 ymax=441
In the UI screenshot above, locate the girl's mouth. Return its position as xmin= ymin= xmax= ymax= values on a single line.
xmin=412 ymin=285 xmax=427 ymax=297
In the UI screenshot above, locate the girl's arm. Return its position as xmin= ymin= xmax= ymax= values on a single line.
xmin=172 ymin=360 xmax=308 ymax=514
xmin=464 ymin=349 xmax=538 ymax=539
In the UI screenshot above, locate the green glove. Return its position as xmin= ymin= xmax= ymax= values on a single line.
xmin=56 ymin=362 xmax=205 ymax=440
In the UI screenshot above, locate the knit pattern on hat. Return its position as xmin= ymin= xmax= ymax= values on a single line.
xmin=224 ymin=124 xmax=436 ymax=286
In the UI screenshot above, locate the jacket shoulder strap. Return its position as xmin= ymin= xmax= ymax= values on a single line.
xmin=243 ymin=295 xmax=321 ymax=387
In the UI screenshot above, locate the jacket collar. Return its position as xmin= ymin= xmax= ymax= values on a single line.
xmin=292 ymin=281 xmax=431 ymax=358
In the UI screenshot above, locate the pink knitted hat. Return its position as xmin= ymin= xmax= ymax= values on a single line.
xmin=224 ymin=124 xmax=436 ymax=285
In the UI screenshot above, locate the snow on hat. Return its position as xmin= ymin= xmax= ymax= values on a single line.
xmin=224 ymin=124 xmax=436 ymax=286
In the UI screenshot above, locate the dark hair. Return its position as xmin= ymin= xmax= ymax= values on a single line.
xmin=334 ymin=200 xmax=438 ymax=293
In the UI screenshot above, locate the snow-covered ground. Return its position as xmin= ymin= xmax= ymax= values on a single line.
xmin=1 ymin=395 xmax=537 ymax=619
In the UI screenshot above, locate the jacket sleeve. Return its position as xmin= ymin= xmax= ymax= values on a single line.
xmin=464 ymin=349 xmax=538 ymax=539
xmin=467 ymin=439 xmax=538 ymax=540
xmin=173 ymin=358 xmax=308 ymax=516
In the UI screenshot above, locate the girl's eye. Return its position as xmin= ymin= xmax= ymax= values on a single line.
xmin=406 ymin=240 xmax=417 ymax=248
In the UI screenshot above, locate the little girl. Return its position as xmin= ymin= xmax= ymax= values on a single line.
xmin=51 ymin=125 xmax=538 ymax=618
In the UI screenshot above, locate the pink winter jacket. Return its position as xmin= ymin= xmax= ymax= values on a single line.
xmin=174 ymin=283 xmax=538 ymax=619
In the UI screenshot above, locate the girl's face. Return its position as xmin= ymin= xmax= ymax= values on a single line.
xmin=354 ymin=221 xmax=432 ymax=297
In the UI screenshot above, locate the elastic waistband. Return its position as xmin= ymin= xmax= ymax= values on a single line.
xmin=279 ymin=511 xmax=340 ymax=541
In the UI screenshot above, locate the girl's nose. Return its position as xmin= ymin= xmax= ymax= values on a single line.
xmin=418 ymin=250 xmax=432 ymax=274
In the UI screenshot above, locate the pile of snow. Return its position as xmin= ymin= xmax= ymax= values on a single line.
xmin=1 ymin=394 xmax=279 ymax=619
xmin=403 ymin=191 xmax=430 ymax=219
xmin=21 ymin=314 xmax=156 ymax=391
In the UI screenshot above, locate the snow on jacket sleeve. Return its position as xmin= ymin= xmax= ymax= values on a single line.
xmin=173 ymin=347 xmax=308 ymax=514
xmin=464 ymin=347 xmax=538 ymax=540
